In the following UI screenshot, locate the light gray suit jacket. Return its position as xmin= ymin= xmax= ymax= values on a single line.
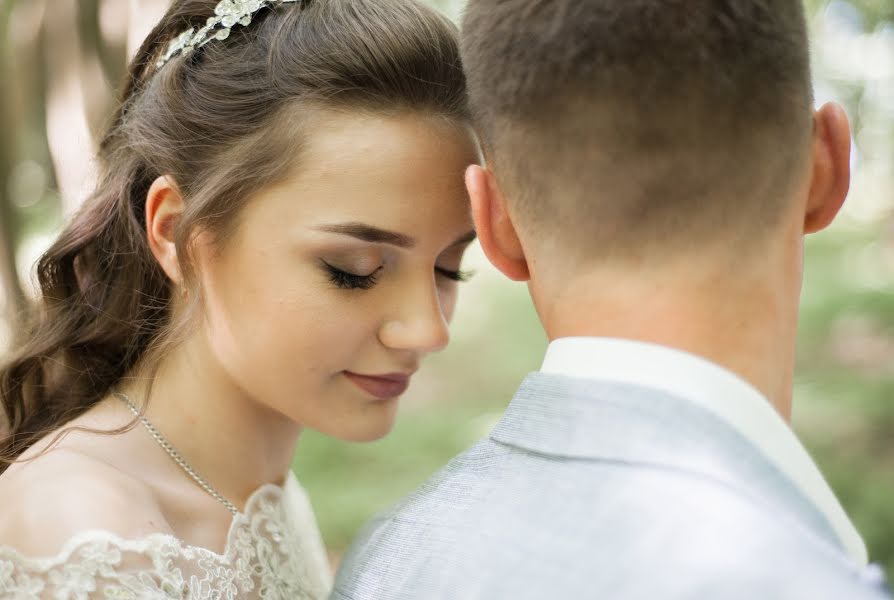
xmin=332 ymin=373 xmax=891 ymax=599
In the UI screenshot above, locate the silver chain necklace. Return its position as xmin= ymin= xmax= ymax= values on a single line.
xmin=114 ymin=391 xmax=239 ymax=516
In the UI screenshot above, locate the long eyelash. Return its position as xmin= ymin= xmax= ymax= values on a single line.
xmin=322 ymin=261 xmax=380 ymax=290
xmin=436 ymin=268 xmax=474 ymax=283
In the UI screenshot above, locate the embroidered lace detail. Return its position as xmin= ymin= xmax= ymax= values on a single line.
xmin=0 ymin=474 xmax=331 ymax=599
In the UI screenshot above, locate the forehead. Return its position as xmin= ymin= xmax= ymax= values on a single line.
xmin=281 ymin=110 xmax=477 ymax=216
xmin=223 ymin=110 xmax=478 ymax=257
xmin=229 ymin=110 xmax=478 ymax=250
xmin=199 ymin=112 xmax=479 ymax=270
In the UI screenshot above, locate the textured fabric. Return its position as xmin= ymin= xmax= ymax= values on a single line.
xmin=0 ymin=473 xmax=332 ymax=600
xmin=541 ymin=337 xmax=868 ymax=564
xmin=332 ymin=373 xmax=891 ymax=600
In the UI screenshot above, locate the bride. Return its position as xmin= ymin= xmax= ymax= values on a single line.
xmin=0 ymin=0 xmax=477 ymax=597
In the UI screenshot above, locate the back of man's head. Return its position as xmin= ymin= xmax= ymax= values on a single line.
xmin=461 ymin=0 xmax=814 ymax=261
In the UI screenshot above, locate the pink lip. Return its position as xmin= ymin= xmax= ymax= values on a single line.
xmin=344 ymin=372 xmax=411 ymax=400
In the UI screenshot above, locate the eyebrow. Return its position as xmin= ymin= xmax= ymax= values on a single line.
xmin=313 ymin=222 xmax=477 ymax=249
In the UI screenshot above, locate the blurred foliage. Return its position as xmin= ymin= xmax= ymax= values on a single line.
xmin=817 ymin=0 xmax=894 ymax=26
xmin=0 ymin=0 xmax=891 ymax=581
xmin=796 ymin=225 xmax=894 ymax=575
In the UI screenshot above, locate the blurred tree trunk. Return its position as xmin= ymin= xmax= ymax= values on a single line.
xmin=15 ymin=2 xmax=56 ymax=193
xmin=0 ymin=0 xmax=26 ymax=330
xmin=77 ymin=0 xmax=123 ymax=136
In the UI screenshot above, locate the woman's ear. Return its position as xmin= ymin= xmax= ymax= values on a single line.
xmin=145 ymin=175 xmax=185 ymax=285
xmin=466 ymin=165 xmax=530 ymax=281
xmin=804 ymin=102 xmax=851 ymax=234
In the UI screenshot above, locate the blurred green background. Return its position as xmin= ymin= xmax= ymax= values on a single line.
xmin=0 ymin=0 xmax=892 ymax=578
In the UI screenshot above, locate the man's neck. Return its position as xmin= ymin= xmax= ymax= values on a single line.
xmin=533 ymin=263 xmax=800 ymax=420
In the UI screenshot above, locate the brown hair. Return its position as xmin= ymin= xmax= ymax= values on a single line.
xmin=0 ymin=0 xmax=468 ymax=472
xmin=461 ymin=0 xmax=814 ymax=258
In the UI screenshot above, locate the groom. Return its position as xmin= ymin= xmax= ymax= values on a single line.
xmin=332 ymin=0 xmax=891 ymax=598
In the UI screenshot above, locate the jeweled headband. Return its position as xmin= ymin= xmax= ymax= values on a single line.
xmin=156 ymin=0 xmax=299 ymax=69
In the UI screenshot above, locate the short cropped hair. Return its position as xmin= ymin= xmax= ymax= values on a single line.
xmin=461 ymin=0 xmax=814 ymax=258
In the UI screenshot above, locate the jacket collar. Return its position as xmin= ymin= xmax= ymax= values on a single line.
xmin=490 ymin=372 xmax=866 ymax=565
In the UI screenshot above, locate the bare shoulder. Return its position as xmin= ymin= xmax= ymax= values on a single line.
xmin=0 ymin=447 xmax=172 ymax=558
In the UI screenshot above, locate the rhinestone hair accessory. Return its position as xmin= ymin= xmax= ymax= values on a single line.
xmin=156 ymin=0 xmax=299 ymax=69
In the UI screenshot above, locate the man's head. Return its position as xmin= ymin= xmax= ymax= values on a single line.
xmin=462 ymin=0 xmax=849 ymax=270
xmin=461 ymin=0 xmax=851 ymax=413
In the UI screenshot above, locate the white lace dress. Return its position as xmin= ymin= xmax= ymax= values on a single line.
xmin=0 ymin=473 xmax=332 ymax=599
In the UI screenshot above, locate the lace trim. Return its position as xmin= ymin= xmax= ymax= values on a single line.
xmin=0 ymin=474 xmax=331 ymax=599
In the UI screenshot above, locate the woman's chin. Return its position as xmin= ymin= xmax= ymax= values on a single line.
xmin=335 ymin=420 xmax=398 ymax=443
xmin=317 ymin=403 xmax=400 ymax=443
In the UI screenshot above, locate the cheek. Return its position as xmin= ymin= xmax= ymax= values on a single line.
xmin=200 ymin=258 xmax=376 ymax=386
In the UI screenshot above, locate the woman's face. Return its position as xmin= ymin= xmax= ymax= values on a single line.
xmin=194 ymin=112 xmax=479 ymax=441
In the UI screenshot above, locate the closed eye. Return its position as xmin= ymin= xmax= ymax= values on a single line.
xmin=436 ymin=267 xmax=473 ymax=282
xmin=321 ymin=260 xmax=383 ymax=290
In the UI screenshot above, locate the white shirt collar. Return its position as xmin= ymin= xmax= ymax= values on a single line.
xmin=541 ymin=336 xmax=868 ymax=565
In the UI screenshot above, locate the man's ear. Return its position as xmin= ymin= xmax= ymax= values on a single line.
xmin=145 ymin=175 xmax=185 ymax=285
xmin=804 ymin=102 xmax=851 ymax=234
xmin=466 ymin=165 xmax=530 ymax=281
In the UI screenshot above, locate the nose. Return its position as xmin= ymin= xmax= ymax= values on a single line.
xmin=378 ymin=281 xmax=451 ymax=354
